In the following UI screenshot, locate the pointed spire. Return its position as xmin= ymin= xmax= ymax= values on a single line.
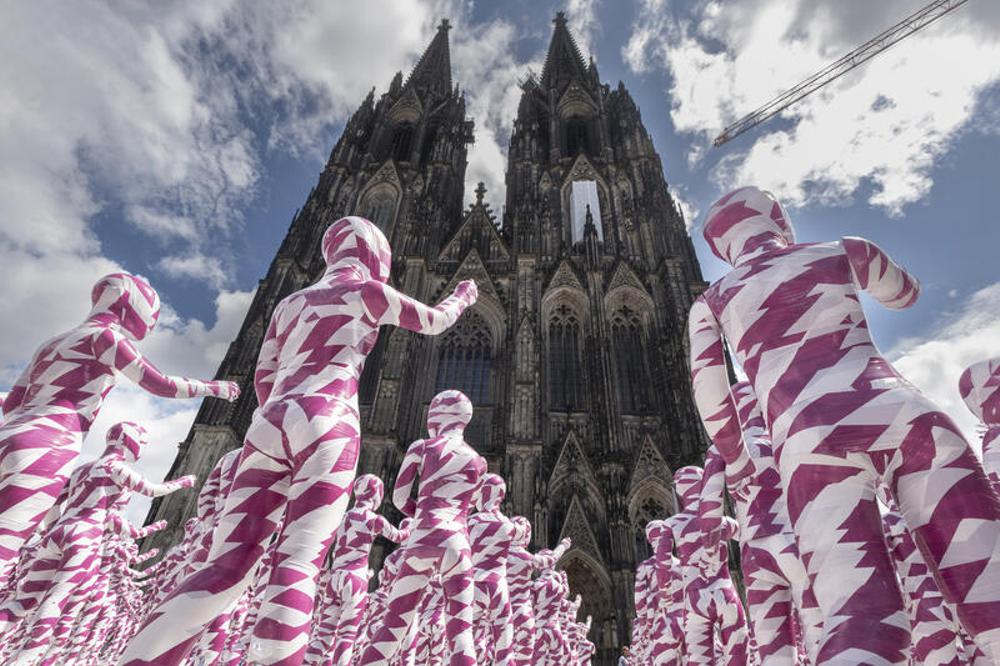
xmin=406 ymin=19 xmax=453 ymax=98
xmin=540 ymin=12 xmax=588 ymax=90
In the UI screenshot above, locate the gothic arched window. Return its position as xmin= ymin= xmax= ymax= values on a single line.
xmin=435 ymin=310 xmax=492 ymax=404
xmin=548 ymin=305 xmax=584 ymax=411
xmin=391 ymin=123 xmax=414 ymax=162
xmin=611 ymin=306 xmax=648 ymax=414
xmin=361 ymin=188 xmax=397 ymax=233
xmin=566 ymin=116 xmax=590 ymax=156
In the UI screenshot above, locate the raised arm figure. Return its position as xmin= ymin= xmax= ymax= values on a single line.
xmin=120 ymin=217 xmax=476 ymax=666
xmin=507 ymin=516 xmax=569 ymax=666
xmin=689 ymin=186 xmax=1000 ymax=663
xmin=356 ymin=390 xmax=486 ymax=666
xmin=0 ymin=421 xmax=193 ymax=663
xmin=468 ymin=473 xmax=518 ymax=665
xmin=0 ymin=273 xmax=236 ymax=584
xmin=305 ymin=474 xmax=410 ymax=666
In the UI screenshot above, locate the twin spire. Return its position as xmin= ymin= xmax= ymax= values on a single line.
xmin=405 ymin=13 xmax=590 ymax=97
xmin=405 ymin=18 xmax=453 ymax=96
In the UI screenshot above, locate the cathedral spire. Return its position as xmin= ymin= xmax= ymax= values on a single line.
xmin=540 ymin=11 xmax=588 ymax=90
xmin=406 ymin=18 xmax=453 ymax=98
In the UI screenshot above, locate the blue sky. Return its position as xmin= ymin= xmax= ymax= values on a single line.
xmin=2 ymin=0 xmax=998 ymax=520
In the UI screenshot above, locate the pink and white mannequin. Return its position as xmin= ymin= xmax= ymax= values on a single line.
xmin=356 ymin=547 xmax=406 ymax=659
xmin=468 ymin=473 xmax=517 ymax=665
xmin=669 ymin=464 xmax=750 ymax=665
xmin=304 ymin=473 xmax=409 ymax=666
xmin=506 ymin=516 xmax=569 ymax=666
xmin=959 ymin=357 xmax=1000 ymax=492
xmin=0 ymin=421 xmax=194 ymax=663
xmin=0 ymin=272 xmax=237 ymax=585
xmin=689 ymin=185 xmax=1000 ymax=663
xmin=532 ymin=569 xmax=573 ymax=665
xmin=721 ymin=381 xmax=822 ymax=664
xmin=629 ymin=555 xmax=654 ymax=663
xmin=645 ymin=519 xmax=685 ymax=665
xmin=121 ymin=216 xmax=477 ymax=666
xmin=356 ymin=389 xmax=486 ymax=666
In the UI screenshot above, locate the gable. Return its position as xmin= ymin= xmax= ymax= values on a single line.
xmin=558 ymin=495 xmax=605 ymax=565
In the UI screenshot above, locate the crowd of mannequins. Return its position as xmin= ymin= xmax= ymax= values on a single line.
xmin=627 ymin=187 xmax=1000 ymax=665
xmin=0 ymin=189 xmax=997 ymax=665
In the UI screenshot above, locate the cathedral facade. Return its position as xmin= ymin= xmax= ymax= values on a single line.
xmin=145 ymin=14 xmax=708 ymax=663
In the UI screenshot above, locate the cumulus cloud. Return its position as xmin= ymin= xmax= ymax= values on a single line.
xmin=624 ymin=0 xmax=1000 ymax=215
xmin=891 ymin=282 xmax=1000 ymax=454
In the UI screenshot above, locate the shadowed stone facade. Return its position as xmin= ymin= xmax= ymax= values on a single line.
xmin=144 ymin=14 xmax=708 ymax=664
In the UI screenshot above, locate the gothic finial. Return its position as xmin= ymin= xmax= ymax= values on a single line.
xmin=554 ymin=11 xmax=567 ymax=25
xmin=585 ymin=203 xmax=594 ymax=225
xmin=439 ymin=18 xmax=451 ymax=32
xmin=475 ymin=182 xmax=487 ymax=204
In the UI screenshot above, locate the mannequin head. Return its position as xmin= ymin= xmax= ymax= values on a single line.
xmin=703 ymin=186 xmax=795 ymax=267
xmin=103 ymin=421 xmax=147 ymax=463
xmin=426 ymin=390 xmax=473 ymax=437
xmin=90 ymin=272 xmax=161 ymax=341
xmin=960 ymin=358 xmax=1000 ymax=424
xmin=674 ymin=466 xmax=704 ymax=510
xmin=322 ymin=216 xmax=392 ymax=283
xmin=474 ymin=473 xmax=506 ymax=512
xmin=511 ymin=516 xmax=532 ymax=547
xmin=352 ymin=473 xmax=385 ymax=510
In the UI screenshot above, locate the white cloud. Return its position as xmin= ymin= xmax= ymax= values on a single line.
xmin=158 ymin=253 xmax=229 ymax=290
xmin=624 ymin=0 xmax=1000 ymax=215
xmin=890 ymin=282 xmax=1000 ymax=455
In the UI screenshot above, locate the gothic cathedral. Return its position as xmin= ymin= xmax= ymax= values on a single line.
xmin=146 ymin=14 xmax=709 ymax=663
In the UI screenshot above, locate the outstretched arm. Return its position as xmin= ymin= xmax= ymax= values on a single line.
xmin=372 ymin=515 xmax=410 ymax=544
xmin=531 ymin=538 xmax=571 ymax=570
xmin=688 ymin=296 xmax=752 ymax=485
xmin=107 ymin=330 xmax=240 ymax=401
xmin=843 ymin=236 xmax=920 ymax=310
xmin=363 ymin=279 xmax=477 ymax=335
xmin=108 ymin=460 xmax=195 ymax=498
xmin=392 ymin=440 xmax=424 ymax=517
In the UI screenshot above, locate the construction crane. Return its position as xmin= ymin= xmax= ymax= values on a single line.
xmin=713 ymin=0 xmax=971 ymax=147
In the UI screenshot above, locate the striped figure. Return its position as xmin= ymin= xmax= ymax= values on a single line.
xmin=629 ymin=556 xmax=655 ymax=663
xmin=0 ymin=422 xmax=193 ymax=664
xmin=532 ymin=569 xmax=573 ymax=666
xmin=722 ymin=381 xmax=823 ymax=664
xmin=645 ymin=519 xmax=685 ymax=665
xmin=305 ymin=473 xmax=409 ymax=666
xmin=669 ymin=464 xmax=750 ymax=666
xmin=689 ymin=186 xmax=1000 ymax=663
xmin=506 ymin=517 xmax=569 ymax=666
xmin=120 ymin=216 xmax=476 ymax=666
xmin=356 ymin=390 xmax=487 ymax=666
xmin=959 ymin=358 xmax=1000 ymax=492
xmin=468 ymin=473 xmax=516 ymax=665
xmin=0 ymin=272 xmax=237 ymax=586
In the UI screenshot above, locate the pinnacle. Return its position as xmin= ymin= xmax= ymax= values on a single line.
xmin=405 ymin=18 xmax=453 ymax=96
xmin=540 ymin=11 xmax=588 ymax=90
